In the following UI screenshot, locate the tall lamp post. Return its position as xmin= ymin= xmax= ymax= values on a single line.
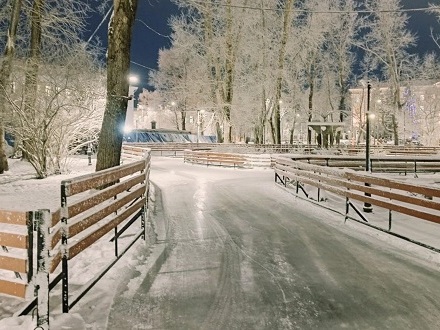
xmin=125 ymin=75 xmax=139 ymax=133
xmin=363 ymin=81 xmax=373 ymax=213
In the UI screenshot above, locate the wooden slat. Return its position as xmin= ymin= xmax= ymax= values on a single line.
xmin=0 ymin=255 xmax=27 ymax=273
xmin=67 ymin=173 xmax=145 ymax=218
xmin=346 ymin=172 xmax=440 ymax=198
xmin=51 ymin=209 xmax=61 ymax=227
xmin=51 ymin=227 xmax=62 ymax=249
xmin=50 ymin=251 xmax=62 ymax=273
xmin=68 ymin=186 xmax=145 ymax=238
xmin=185 ymin=150 xmax=246 ymax=167
xmin=0 ymin=210 xmax=28 ymax=225
xmin=68 ymin=198 xmax=146 ymax=260
xmin=0 ymin=232 xmax=28 ymax=249
xmin=64 ymin=160 xmax=146 ymax=196
xmin=0 ymin=279 xmax=27 ymax=298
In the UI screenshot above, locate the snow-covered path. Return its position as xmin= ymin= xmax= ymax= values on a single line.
xmin=107 ymin=157 xmax=440 ymax=329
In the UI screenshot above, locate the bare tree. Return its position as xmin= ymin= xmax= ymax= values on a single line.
xmin=0 ymin=0 xmax=99 ymax=177
xmin=3 ymin=47 xmax=105 ymax=178
xmin=271 ymin=0 xmax=294 ymax=145
xmin=358 ymin=0 xmax=416 ymax=145
xmin=96 ymin=0 xmax=138 ymax=172
xmin=325 ymin=0 xmax=358 ymax=122
xmin=149 ymin=19 xmax=211 ymax=131
xmin=0 ymin=0 xmax=22 ymax=174
xmin=417 ymin=84 xmax=440 ymax=146
xmin=172 ymin=0 xmax=251 ymax=143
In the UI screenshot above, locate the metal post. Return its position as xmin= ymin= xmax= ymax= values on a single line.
xmin=87 ymin=143 xmax=92 ymax=166
xmin=366 ymin=82 xmax=371 ymax=172
xmin=363 ymin=82 xmax=373 ymax=213
xmin=114 ymin=226 xmax=118 ymax=257
xmin=388 ymin=210 xmax=392 ymax=231
xmin=36 ymin=210 xmax=50 ymax=329
xmin=61 ymin=183 xmax=69 ymax=313
xmin=27 ymin=212 xmax=34 ymax=283
xmin=197 ymin=110 xmax=200 ymax=144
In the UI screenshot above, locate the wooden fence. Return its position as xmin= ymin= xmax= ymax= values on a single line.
xmin=287 ymin=155 xmax=440 ymax=175
xmin=124 ymin=142 xmax=440 ymax=156
xmin=274 ymin=157 xmax=440 ymax=251
xmin=0 ymin=210 xmax=33 ymax=298
xmin=56 ymin=155 xmax=151 ymax=314
xmin=123 ymin=143 xmax=211 ymax=157
xmin=122 ymin=144 xmax=151 ymax=161
xmin=184 ymin=150 xmax=246 ymax=167
xmin=1 ymin=152 xmax=152 ymax=329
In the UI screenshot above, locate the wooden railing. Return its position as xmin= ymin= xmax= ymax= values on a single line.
xmin=184 ymin=150 xmax=246 ymax=168
xmin=124 ymin=143 xmax=212 ymax=156
xmin=274 ymin=157 xmax=440 ymax=250
xmin=124 ymin=142 xmax=317 ymax=155
xmin=0 ymin=210 xmax=33 ymax=298
xmin=56 ymin=155 xmax=151 ymax=314
xmin=4 ymin=152 xmax=152 ymax=328
xmin=124 ymin=142 xmax=440 ymax=158
xmin=122 ymin=144 xmax=151 ymax=161
xmin=287 ymin=155 xmax=440 ymax=174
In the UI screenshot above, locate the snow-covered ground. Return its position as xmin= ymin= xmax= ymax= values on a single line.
xmin=0 ymin=156 xmax=439 ymax=329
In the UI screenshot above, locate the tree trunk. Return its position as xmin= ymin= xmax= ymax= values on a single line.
xmin=215 ymin=121 xmax=223 ymax=143
xmin=202 ymin=2 xmax=222 ymax=143
xmin=392 ymin=113 xmax=398 ymax=145
xmin=307 ymin=69 xmax=314 ymax=145
xmin=0 ymin=0 xmax=22 ymax=174
xmin=273 ymin=0 xmax=294 ymax=145
xmin=180 ymin=110 xmax=186 ymax=131
xmin=22 ymin=0 xmax=43 ymax=173
xmin=96 ymin=0 xmax=138 ymax=172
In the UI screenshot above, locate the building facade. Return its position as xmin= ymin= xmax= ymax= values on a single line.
xmin=349 ymin=81 xmax=440 ymax=146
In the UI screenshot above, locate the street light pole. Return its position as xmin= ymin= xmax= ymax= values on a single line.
xmin=196 ymin=110 xmax=200 ymax=144
xmin=363 ymin=82 xmax=373 ymax=213
xmin=366 ymin=82 xmax=371 ymax=172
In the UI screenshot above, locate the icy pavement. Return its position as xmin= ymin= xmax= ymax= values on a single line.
xmin=107 ymin=157 xmax=440 ymax=330
xmin=1 ymin=156 xmax=439 ymax=329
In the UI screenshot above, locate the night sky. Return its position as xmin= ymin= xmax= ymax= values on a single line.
xmin=85 ymin=0 xmax=440 ymax=88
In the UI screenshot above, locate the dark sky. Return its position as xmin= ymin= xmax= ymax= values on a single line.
xmin=86 ymin=0 xmax=177 ymax=88
xmin=86 ymin=0 xmax=440 ymax=88
xmin=130 ymin=0 xmax=177 ymax=87
xmin=402 ymin=0 xmax=440 ymax=55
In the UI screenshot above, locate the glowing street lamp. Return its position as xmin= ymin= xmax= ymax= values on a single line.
xmin=124 ymin=75 xmax=139 ymax=134
xmin=128 ymin=75 xmax=139 ymax=85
